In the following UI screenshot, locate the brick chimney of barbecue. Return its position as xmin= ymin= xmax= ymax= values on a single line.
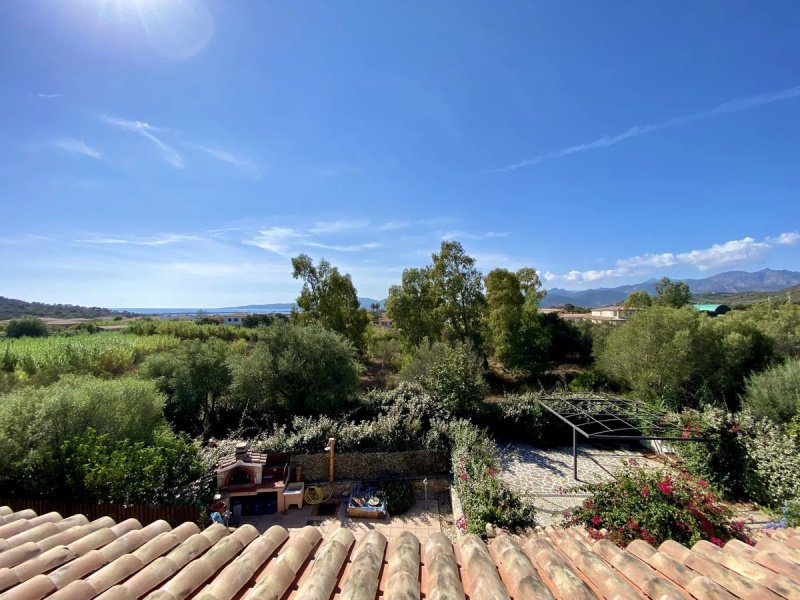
xmin=235 ymin=442 xmax=248 ymax=461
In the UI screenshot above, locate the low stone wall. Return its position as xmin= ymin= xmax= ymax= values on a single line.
xmin=290 ymin=449 xmax=449 ymax=483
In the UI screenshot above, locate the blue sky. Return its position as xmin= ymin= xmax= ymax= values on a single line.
xmin=1 ymin=0 xmax=798 ymax=307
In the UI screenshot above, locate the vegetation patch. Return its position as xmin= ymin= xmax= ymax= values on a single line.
xmin=564 ymin=466 xmax=750 ymax=547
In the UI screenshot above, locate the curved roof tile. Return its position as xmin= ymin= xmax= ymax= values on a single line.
xmin=2 ymin=505 xmax=800 ymax=599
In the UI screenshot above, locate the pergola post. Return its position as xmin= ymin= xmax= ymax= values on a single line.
xmin=573 ymin=428 xmax=578 ymax=480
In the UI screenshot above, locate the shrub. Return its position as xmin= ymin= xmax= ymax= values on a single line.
xmin=738 ymin=412 xmax=800 ymax=506
xmin=676 ymin=408 xmax=750 ymax=499
xmin=564 ymin=467 xmax=749 ymax=547
xmin=399 ymin=340 xmax=488 ymax=416
xmin=490 ymin=392 xmax=572 ymax=446
xmin=6 ymin=427 xmax=208 ymax=506
xmin=451 ymin=421 xmax=536 ymax=534
xmin=378 ymin=481 xmax=415 ymax=515
xmin=0 ymin=375 xmax=167 ymax=476
xmin=677 ymin=408 xmax=800 ymax=507
xmin=6 ymin=317 xmax=48 ymax=338
xmin=227 ymin=322 xmax=362 ymax=420
xmin=742 ymin=358 xmax=800 ymax=424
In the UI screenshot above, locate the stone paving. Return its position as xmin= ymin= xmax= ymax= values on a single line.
xmin=240 ymin=490 xmax=453 ymax=544
xmin=500 ymin=441 xmax=664 ymax=526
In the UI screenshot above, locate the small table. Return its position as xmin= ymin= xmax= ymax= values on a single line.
xmin=283 ymin=482 xmax=305 ymax=510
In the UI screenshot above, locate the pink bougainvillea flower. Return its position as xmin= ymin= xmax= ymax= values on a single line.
xmin=591 ymin=515 xmax=602 ymax=526
xmin=458 ymin=472 xmax=469 ymax=481
xmin=710 ymin=537 xmax=724 ymax=547
xmin=698 ymin=479 xmax=709 ymax=488
xmin=658 ymin=477 xmax=674 ymax=496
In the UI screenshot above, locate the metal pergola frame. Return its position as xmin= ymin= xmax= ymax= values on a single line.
xmin=536 ymin=394 xmax=708 ymax=480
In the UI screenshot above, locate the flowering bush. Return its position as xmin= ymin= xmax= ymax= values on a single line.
xmin=451 ymin=421 xmax=536 ymax=535
xmin=677 ymin=407 xmax=800 ymax=507
xmin=563 ymin=467 xmax=750 ymax=547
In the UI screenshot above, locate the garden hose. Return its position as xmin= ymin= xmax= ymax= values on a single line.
xmin=304 ymin=485 xmax=332 ymax=505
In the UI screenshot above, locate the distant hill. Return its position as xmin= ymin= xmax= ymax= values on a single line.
xmin=117 ymin=297 xmax=386 ymax=316
xmin=692 ymin=283 xmax=800 ymax=306
xmin=542 ymin=269 xmax=800 ymax=308
xmin=0 ymin=297 xmax=132 ymax=321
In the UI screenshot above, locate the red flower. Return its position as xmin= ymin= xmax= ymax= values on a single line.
xmin=698 ymin=479 xmax=708 ymax=488
xmin=641 ymin=485 xmax=651 ymax=498
xmin=710 ymin=537 xmax=724 ymax=547
xmin=458 ymin=472 xmax=469 ymax=481
xmin=658 ymin=477 xmax=674 ymax=496
xmin=591 ymin=515 xmax=602 ymax=526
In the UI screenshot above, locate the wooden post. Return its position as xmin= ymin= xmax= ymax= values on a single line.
xmin=328 ymin=437 xmax=336 ymax=482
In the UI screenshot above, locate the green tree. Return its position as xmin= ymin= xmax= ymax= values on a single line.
xmin=623 ymin=289 xmax=653 ymax=310
xmin=386 ymin=267 xmax=442 ymax=348
xmin=484 ymin=269 xmax=524 ymax=366
xmin=228 ymin=322 xmax=361 ymax=420
xmin=291 ymin=254 xmax=371 ymax=352
xmin=430 ymin=241 xmax=486 ymax=348
xmin=517 ymin=267 xmax=547 ymax=310
xmin=597 ymin=307 xmax=705 ymax=408
xmin=141 ymin=339 xmax=234 ymax=437
xmin=597 ymin=306 xmax=771 ymax=410
xmin=5 ymin=317 xmax=48 ymax=338
xmin=483 ymin=267 xmax=552 ymax=374
xmin=654 ymin=277 xmax=691 ymax=308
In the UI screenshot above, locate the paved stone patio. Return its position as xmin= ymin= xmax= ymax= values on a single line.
xmin=240 ymin=490 xmax=453 ymax=543
xmin=500 ymin=442 xmax=663 ymax=526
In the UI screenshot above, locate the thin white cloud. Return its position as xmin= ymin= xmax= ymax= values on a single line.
xmin=185 ymin=142 xmax=261 ymax=179
xmin=76 ymin=233 xmax=203 ymax=246
xmin=54 ymin=138 xmax=102 ymax=160
xmin=309 ymin=219 xmax=370 ymax=234
xmin=37 ymin=93 xmax=63 ymax=99
xmin=377 ymin=221 xmax=411 ymax=231
xmin=243 ymin=227 xmax=307 ymax=257
xmin=441 ymin=230 xmax=509 ymax=240
xmin=305 ymin=241 xmax=382 ymax=252
xmin=495 ymin=84 xmax=800 ymax=172
xmin=546 ymin=233 xmax=788 ymax=283
xmin=768 ymin=231 xmax=800 ymax=246
xmin=101 ymin=115 xmax=185 ymax=168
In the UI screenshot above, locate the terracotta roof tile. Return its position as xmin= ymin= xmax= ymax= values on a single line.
xmin=3 ymin=505 xmax=800 ymax=599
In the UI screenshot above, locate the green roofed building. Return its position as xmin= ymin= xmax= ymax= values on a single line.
xmin=692 ymin=303 xmax=731 ymax=316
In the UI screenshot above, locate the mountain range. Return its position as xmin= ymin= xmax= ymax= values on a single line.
xmin=3 ymin=269 xmax=798 ymax=319
xmin=541 ymin=268 xmax=800 ymax=308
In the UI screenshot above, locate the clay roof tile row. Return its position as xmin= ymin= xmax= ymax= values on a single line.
xmin=2 ymin=505 xmax=800 ymax=599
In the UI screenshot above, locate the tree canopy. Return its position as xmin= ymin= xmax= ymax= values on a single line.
xmin=655 ymin=277 xmax=691 ymax=308
xmin=228 ymin=322 xmax=361 ymax=421
xmin=291 ymin=254 xmax=371 ymax=352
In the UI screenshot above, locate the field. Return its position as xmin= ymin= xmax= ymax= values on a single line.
xmin=1 ymin=332 xmax=180 ymax=378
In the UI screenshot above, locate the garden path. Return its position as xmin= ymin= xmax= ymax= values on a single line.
xmin=499 ymin=442 xmax=664 ymax=527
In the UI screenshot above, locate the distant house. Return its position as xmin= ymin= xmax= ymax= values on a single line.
xmin=222 ymin=313 xmax=248 ymax=325
xmin=559 ymin=305 xmax=628 ymax=324
xmin=692 ymin=303 xmax=731 ymax=316
xmin=539 ymin=308 xmax=566 ymax=315
xmin=375 ymin=316 xmax=393 ymax=329
xmin=591 ymin=305 xmax=627 ymax=320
